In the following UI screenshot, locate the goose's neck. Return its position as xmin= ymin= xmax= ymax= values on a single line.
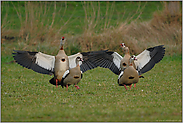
xmin=129 ymin=59 xmax=133 ymax=66
xmin=76 ymin=60 xmax=80 ymax=67
xmin=60 ymin=38 xmax=65 ymax=50
xmin=126 ymin=51 xmax=130 ymax=55
xmin=124 ymin=47 xmax=130 ymax=55
xmin=60 ymin=45 xmax=63 ymax=50
xmin=60 ymin=41 xmax=64 ymax=50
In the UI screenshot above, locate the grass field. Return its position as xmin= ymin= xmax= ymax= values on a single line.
xmin=1 ymin=1 xmax=163 ymax=35
xmin=1 ymin=55 xmax=182 ymax=122
xmin=1 ymin=1 xmax=182 ymax=122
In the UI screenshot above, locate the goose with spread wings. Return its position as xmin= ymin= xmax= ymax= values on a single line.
xmin=12 ymin=37 xmax=108 ymax=87
xmin=118 ymin=55 xmax=139 ymax=90
xmin=56 ymin=56 xmax=83 ymax=91
xmin=91 ymin=44 xmax=165 ymax=78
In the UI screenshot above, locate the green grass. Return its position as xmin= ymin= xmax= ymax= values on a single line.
xmin=1 ymin=1 xmax=182 ymax=121
xmin=1 ymin=1 xmax=164 ymax=35
xmin=1 ymin=55 xmax=182 ymax=122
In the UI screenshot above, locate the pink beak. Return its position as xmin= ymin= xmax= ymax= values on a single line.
xmin=80 ymin=58 xmax=83 ymax=62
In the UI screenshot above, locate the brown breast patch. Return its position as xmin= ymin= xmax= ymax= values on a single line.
xmin=74 ymin=76 xmax=80 ymax=79
xmin=61 ymin=59 xmax=65 ymax=62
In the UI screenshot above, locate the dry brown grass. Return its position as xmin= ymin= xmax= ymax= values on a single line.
xmin=1 ymin=2 xmax=182 ymax=56
xmin=1 ymin=2 xmax=75 ymax=46
xmin=76 ymin=2 xmax=182 ymax=56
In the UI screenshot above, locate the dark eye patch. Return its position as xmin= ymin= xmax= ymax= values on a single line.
xmin=61 ymin=59 xmax=65 ymax=62
xmin=123 ymin=63 xmax=126 ymax=66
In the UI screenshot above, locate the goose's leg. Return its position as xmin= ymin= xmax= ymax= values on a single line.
xmin=134 ymin=84 xmax=136 ymax=88
xmin=124 ymin=85 xmax=128 ymax=90
xmin=129 ymin=84 xmax=132 ymax=90
xmin=74 ymin=85 xmax=80 ymax=89
xmin=66 ymin=85 xmax=68 ymax=91
xmin=56 ymin=79 xmax=58 ymax=88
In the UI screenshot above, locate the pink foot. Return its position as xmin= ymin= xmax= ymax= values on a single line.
xmin=66 ymin=85 xmax=68 ymax=91
xmin=56 ymin=79 xmax=58 ymax=88
xmin=75 ymin=85 xmax=80 ymax=89
xmin=134 ymin=84 xmax=136 ymax=88
xmin=124 ymin=85 xmax=128 ymax=90
xmin=129 ymin=84 xmax=132 ymax=90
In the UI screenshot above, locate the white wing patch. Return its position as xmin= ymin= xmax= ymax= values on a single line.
xmin=62 ymin=70 xmax=70 ymax=78
xmin=135 ymin=50 xmax=151 ymax=70
xmin=118 ymin=71 xmax=124 ymax=80
xmin=112 ymin=52 xmax=123 ymax=70
xmin=68 ymin=53 xmax=83 ymax=69
xmin=35 ymin=52 xmax=55 ymax=71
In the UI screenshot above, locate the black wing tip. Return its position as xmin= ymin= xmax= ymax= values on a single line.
xmin=12 ymin=50 xmax=53 ymax=75
xmin=147 ymin=45 xmax=166 ymax=63
xmin=147 ymin=45 xmax=165 ymax=52
xmin=12 ymin=50 xmax=38 ymax=55
xmin=138 ymin=45 xmax=166 ymax=75
xmin=81 ymin=50 xmax=119 ymax=75
xmin=12 ymin=50 xmax=19 ymax=55
xmin=12 ymin=50 xmax=24 ymax=53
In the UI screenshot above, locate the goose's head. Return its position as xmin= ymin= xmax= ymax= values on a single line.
xmin=121 ymin=43 xmax=130 ymax=53
xmin=76 ymin=56 xmax=83 ymax=62
xmin=120 ymin=43 xmax=125 ymax=48
xmin=76 ymin=56 xmax=83 ymax=66
xmin=130 ymin=55 xmax=137 ymax=63
xmin=60 ymin=37 xmax=66 ymax=50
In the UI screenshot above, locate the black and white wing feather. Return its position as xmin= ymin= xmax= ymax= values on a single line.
xmin=134 ymin=45 xmax=165 ymax=75
xmin=68 ymin=53 xmax=83 ymax=69
xmin=86 ymin=50 xmax=123 ymax=75
xmin=68 ymin=51 xmax=104 ymax=73
xmin=12 ymin=50 xmax=55 ymax=75
xmin=80 ymin=50 xmax=111 ymax=73
xmin=68 ymin=50 xmax=122 ymax=74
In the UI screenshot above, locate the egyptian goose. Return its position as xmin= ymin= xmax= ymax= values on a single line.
xmin=91 ymin=45 xmax=165 ymax=76
xmin=13 ymin=37 xmax=69 ymax=87
xmin=12 ymin=37 xmax=108 ymax=87
xmin=53 ymin=37 xmax=69 ymax=87
xmin=120 ymin=43 xmax=143 ymax=87
xmin=59 ymin=56 xmax=83 ymax=91
xmin=120 ymin=43 xmax=136 ymax=71
xmin=118 ymin=55 xmax=139 ymax=90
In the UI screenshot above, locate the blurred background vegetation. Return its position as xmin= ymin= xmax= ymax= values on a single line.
xmin=1 ymin=1 xmax=182 ymax=58
xmin=1 ymin=2 xmax=182 ymax=122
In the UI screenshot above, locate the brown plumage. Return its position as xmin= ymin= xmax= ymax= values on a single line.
xmin=60 ymin=57 xmax=83 ymax=90
xmin=120 ymin=43 xmax=136 ymax=71
xmin=13 ymin=39 xmax=116 ymax=88
xmin=118 ymin=55 xmax=139 ymax=90
xmin=49 ymin=37 xmax=69 ymax=87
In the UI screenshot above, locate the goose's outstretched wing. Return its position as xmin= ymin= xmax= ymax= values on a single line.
xmin=68 ymin=50 xmax=122 ymax=74
xmin=12 ymin=50 xmax=55 ymax=75
xmin=135 ymin=45 xmax=165 ymax=75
